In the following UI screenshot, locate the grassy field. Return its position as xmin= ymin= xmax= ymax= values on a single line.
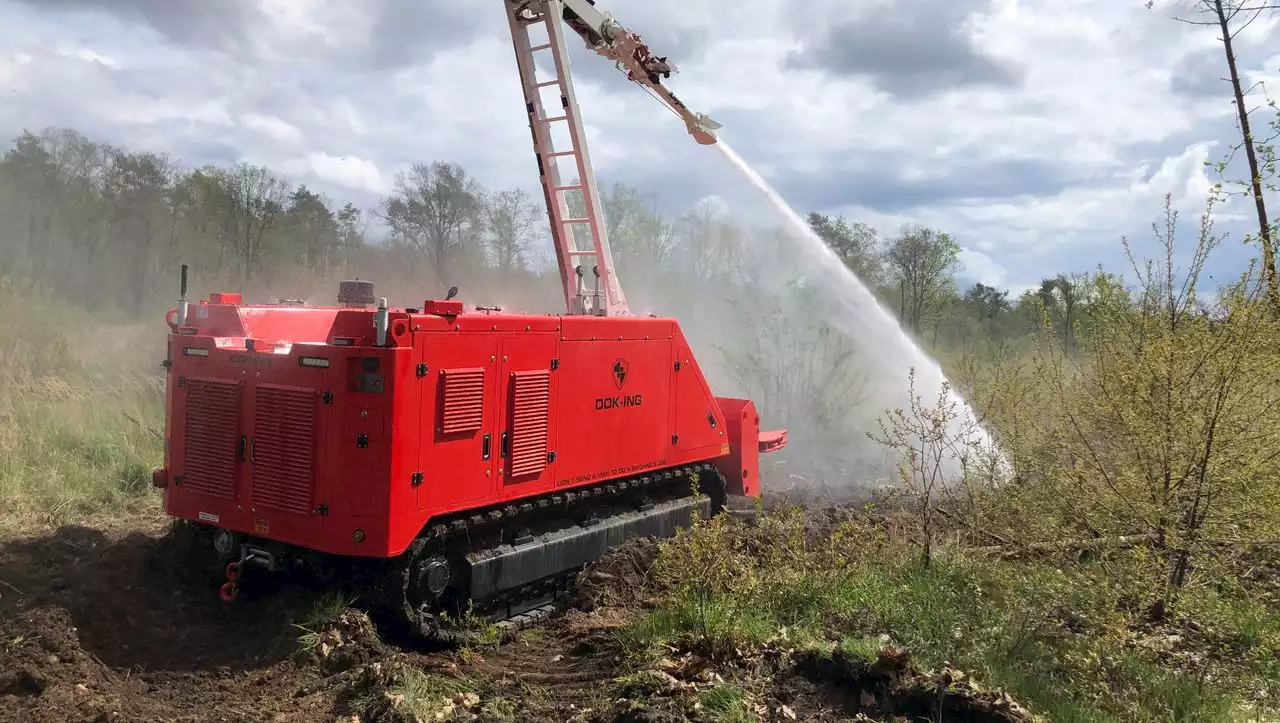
xmin=614 ymin=506 xmax=1280 ymax=722
xmin=0 ymin=280 xmax=166 ymax=534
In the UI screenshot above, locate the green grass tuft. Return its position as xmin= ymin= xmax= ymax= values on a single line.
xmin=699 ymin=682 xmax=753 ymax=722
xmin=379 ymin=669 xmax=486 ymax=721
xmin=620 ymin=507 xmax=1280 ymax=723
xmin=292 ymin=591 xmax=363 ymax=653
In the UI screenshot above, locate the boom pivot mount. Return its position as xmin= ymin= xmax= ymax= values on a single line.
xmin=504 ymin=0 xmax=722 ymax=317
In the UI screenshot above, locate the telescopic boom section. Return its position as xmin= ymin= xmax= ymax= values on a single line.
xmin=504 ymin=0 xmax=722 ymax=317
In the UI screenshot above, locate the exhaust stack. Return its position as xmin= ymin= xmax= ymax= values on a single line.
xmin=375 ymin=297 xmax=389 ymax=346
xmin=177 ymin=265 xmax=189 ymax=328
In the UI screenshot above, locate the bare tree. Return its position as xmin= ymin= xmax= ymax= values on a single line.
xmin=383 ymin=161 xmax=483 ymax=288
xmin=671 ymin=199 xmax=742 ymax=284
xmin=869 ymin=368 xmax=994 ymax=568
xmin=280 ymin=185 xmax=338 ymax=272
xmin=1147 ymin=0 xmax=1279 ymax=311
xmin=40 ymin=128 xmax=114 ymax=305
xmin=336 ymin=202 xmax=367 ymax=257
xmin=1038 ymin=274 xmax=1085 ymax=354
xmin=717 ymin=283 xmax=873 ymax=483
xmin=484 ymin=187 xmax=541 ymax=281
xmin=219 ymin=163 xmax=290 ymax=285
xmin=601 ymin=182 xmax=676 ymax=276
xmin=886 ymin=223 xmax=961 ymax=334
xmin=103 ymin=150 xmax=176 ymax=313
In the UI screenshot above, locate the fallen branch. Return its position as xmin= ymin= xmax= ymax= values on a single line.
xmin=294 ymin=665 xmax=366 ymax=698
xmin=971 ymin=534 xmax=1157 ymax=558
xmin=971 ymin=535 xmax=1280 ymax=559
xmin=935 ymin=507 xmax=1013 ymax=547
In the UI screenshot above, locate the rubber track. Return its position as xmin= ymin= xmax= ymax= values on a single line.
xmin=393 ymin=461 xmax=727 ymax=645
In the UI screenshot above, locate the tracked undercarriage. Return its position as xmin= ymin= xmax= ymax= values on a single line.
xmin=197 ymin=463 xmax=728 ymax=646
xmin=375 ymin=462 xmax=726 ymax=644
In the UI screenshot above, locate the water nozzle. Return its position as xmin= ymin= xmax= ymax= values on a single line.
xmin=687 ymin=113 xmax=722 ymax=146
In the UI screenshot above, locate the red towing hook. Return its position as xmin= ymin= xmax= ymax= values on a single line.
xmin=219 ymin=562 xmax=243 ymax=603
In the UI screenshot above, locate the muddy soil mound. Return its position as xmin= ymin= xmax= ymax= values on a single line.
xmin=594 ymin=639 xmax=1041 ymax=723
xmin=0 ymin=519 xmax=663 ymax=722
xmin=789 ymin=647 xmax=1036 ymax=723
xmin=0 ymin=521 xmax=331 ymax=722
xmin=569 ymin=537 xmax=663 ymax=612
xmin=296 ymin=609 xmax=390 ymax=677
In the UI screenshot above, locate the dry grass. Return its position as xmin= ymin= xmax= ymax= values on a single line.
xmin=0 ymin=279 xmax=166 ymax=535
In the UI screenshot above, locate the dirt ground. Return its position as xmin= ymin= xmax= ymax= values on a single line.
xmin=0 ymin=512 xmax=1033 ymax=723
xmin=0 ymin=514 xmax=607 ymax=722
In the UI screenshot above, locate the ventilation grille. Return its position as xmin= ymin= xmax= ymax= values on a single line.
xmin=441 ymin=368 xmax=485 ymax=435
xmin=508 ymin=370 xmax=551 ymax=478
xmin=251 ymin=384 xmax=318 ymax=515
xmin=182 ymin=378 xmax=241 ymax=499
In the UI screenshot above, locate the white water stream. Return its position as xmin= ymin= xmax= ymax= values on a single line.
xmin=713 ymin=139 xmax=1006 ymax=473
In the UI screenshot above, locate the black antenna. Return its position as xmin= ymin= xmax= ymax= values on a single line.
xmin=180 ymin=264 xmax=189 ymax=299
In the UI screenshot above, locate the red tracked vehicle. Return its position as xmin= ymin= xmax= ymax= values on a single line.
xmin=152 ymin=0 xmax=786 ymax=637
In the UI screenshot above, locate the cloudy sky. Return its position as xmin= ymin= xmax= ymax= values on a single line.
xmin=0 ymin=0 xmax=1276 ymax=294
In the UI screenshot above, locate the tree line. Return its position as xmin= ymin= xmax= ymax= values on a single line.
xmin=0 ymin=121 xmax=1270 ymax=489
xmin=0 ymin=124 xmax=1145 ymax=477
xmin=0 ymin=125 xmax=1103 ymax=340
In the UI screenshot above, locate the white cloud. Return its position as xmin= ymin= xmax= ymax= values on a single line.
xmin=55 ymin=44 xmax=116 ymax=68
xmin=957 ymin=248 xmax=1007 ymax=287
xmin=106 ymin=98 xmax=234 ymax=128
xmin=238 ymin=113 xmax=302 ymax=145
xmin=1130 ymin=142 xmax=1217 ymax=207
xmin=0 ymin=49 xmax=31 ymax=86
xmin=301 ymin=152 xmax=387 ymax=195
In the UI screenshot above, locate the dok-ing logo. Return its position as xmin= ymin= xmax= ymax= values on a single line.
xmin=595 ymin=358 xmax=642 ymax=411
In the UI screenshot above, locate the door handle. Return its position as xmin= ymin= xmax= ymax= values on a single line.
xmin=501 ymin=432 xmax=509 ymax=458
xmin=237 ymin=435 xmax=247 ymax=461
xmin=482 ymin=433 xmax=491 ymax=460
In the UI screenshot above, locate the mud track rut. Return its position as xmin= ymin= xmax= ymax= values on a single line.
xmin=0 ymin=515 xmax=621 ymax=723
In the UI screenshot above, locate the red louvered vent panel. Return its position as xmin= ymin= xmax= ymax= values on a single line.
xmin=508 ymin=370 xmax=551 ymax=478
xmin=182 ymin=378 xmax=241 ymax=499
xmin=251 ymin=384 xmax=318 ymax=515
xmin=441 ymin=368 xmax=485 ymax=435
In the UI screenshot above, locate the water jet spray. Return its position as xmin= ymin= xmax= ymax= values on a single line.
xmin=711 ymin=139 xmax=1011 ymax=480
